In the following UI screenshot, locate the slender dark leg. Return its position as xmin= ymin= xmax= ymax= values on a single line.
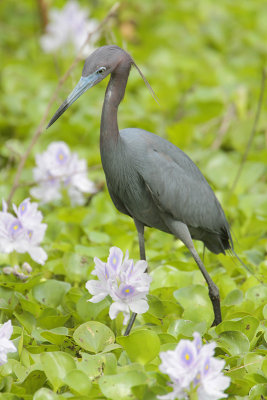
xmin=124 ymin=220 xmax=146 ymax=336
xmin=166 ymin=219 xmax=222 ymax=325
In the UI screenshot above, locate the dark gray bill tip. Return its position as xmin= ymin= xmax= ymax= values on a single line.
xmin=46 ymin=99 xmax=70 ymax=129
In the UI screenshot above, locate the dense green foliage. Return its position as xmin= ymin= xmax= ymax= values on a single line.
xmin=0 ymin=0 xmax=267 ymax=399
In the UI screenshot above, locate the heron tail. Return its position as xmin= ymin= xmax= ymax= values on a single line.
xmin=230 ymin=248 xmax=264 ymax=285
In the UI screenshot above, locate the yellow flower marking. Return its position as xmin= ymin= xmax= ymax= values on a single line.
xmin=59 ymin=153 xmax=64 ymax=160
xmin=185 ymin=353 xmax=190 ymax=361
xmin=125 ymin=288 xmax=130 ymax=293
xmin=13 ymin=225 xmax=19 ymax=231
xmin=112 ymin=257 xmax=117 ymax=265
xmin=205 ymin=363 xmax=209 ymax=370
xmin=21 ymin=205 xmax=25 ymax=211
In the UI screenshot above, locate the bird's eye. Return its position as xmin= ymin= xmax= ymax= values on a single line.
xmin=97 ymin=67 xmax=106 ymax=75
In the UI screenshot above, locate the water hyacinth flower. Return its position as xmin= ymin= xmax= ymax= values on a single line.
xmin=0 ymin=199 xmax=47 ymax=265
xmin=3 ymin=262 xmax=32 ymax=281
xmin=40 ymin=1 xmax=99 ymax=57
xmin=0 ymin=320 xmax=17 ymax=365
xmin=30 ymin=141 xmax=97 ymax=205
xmin=158 ymin=332 xmax=230 ymax=400
xmin=86 ymin=247 xmax=152 ymax=325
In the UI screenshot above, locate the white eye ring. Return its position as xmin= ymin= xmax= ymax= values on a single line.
xmin=97 ymin=67 xmax=106 ymax=75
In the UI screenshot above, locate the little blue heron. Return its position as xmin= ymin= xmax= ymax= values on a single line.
xmin=47 ymin=45 xmax=233 ymax=334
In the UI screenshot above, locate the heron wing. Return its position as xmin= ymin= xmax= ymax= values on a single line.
xmin=125 ymin=129 xmax=228 ymax=233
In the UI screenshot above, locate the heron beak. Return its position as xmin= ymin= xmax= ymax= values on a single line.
xmin=46 ymin=74 xmax=98 ymax=129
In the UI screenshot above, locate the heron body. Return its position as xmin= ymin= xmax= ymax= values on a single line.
xmin=48 ymin=45 xmax=233 ymax=331
xmin=102 ymin=127 xmax=231 ymax=255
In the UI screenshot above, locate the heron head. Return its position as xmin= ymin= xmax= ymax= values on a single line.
xmin=46 ymin=45 xmax=133 ymax=128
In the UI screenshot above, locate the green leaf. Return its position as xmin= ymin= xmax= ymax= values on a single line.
xmin=249 ymin=383 xmax=267 ymax=399
xmin=245 ymin=285 xmax=267 ymax=306
xmin=33 ymin=388 xmax=60 ymax=400
xmin=216 ymin=331 xmax=250 ymax=356
xmin=168 ymin=319 xmax=207 ymax=339
xmin=99 ymin=370 xmax=147 ymax=400
xmin=64 ymin=369 xmax=92 ymax=395
xmin=62 ymin=252 xmax=90 ymax=282
xmin=262 ymin=359 xmax=267 ymax=378
xmin=244 ymin=353 xmax=264 ymax=374
xmin=77 ymin=352 xmax=117 ymax=379
xmin=18 ymin=370 xmax=47 ymax=395
xmin=40 ymin=351 xmax=76 ymax=391
xmin=41 ymin=327 xmax=69 ymax=345
xmin=216 ymin=316 xmax=259 ymax=342
xmin=76 ymin=294 xmax=110 ymax=321
xmin=223 ymin=289 xmax=243 ymax=306
xmin=173 ymin=285 xmax=213 ymax=325
xmin=32 ymin=280 xmax=71 ymax=308
xmin=147 ymin=295 xmax=183 ymax=319
xmin=117 ymin=329 xmax=160 ymax=364
xmin=73 ymin=321 xmax=115 ymax=353
xmin=37 ymin=308 xmax=70 ymax=329
xmin=150 ymin=266 xmax=197 ymax=291
xmin=13 ymin=311 xmax=36 ymax=334
xmin=86 ymin=230 xmax=110 ymax=244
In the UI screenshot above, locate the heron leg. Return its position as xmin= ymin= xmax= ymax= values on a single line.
xmin=167 ymin=220 xmax=222 ymax=326
xmin=124 ymin=220 xmax=146 ymax=336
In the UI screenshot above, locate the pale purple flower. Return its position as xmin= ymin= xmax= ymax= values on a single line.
xmin=0 ymin=320 xmax=17 ymax=365
xmin=22 ymin=262 xmax=32 ymax=274
xmin=3 ymin=262 xmax=32 ymax=280
xmin=158 ymin=332 xmax=230 ymax=400
xmin=86 ymin=247 xmax=152 ymax=325
xmin=30 ymin=142 xmax=97 ymax=205
xmin=197 ymin=356 xmax=231 ymax=400
xmin=0 ymin=199 xmax=47 ymax=265
xmin=40 ymin=1 xmax=99 ymax=57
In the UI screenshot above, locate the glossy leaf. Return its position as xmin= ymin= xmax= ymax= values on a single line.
xmin=173 ymin=285 xmax=213 ymax=325
xmin=99 ymin=370 xmax=147 ymax=400
xmin=40 ymin=351 xmax=76 ymax=391
xmin=73 ymin=321 xmax=115 ymax=353
xmin=216 ymin=331 xmax=250 ymax=356
xmin=117 ymin=329 xmax=160 ymax=364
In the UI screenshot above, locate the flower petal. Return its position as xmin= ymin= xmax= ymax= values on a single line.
xmin=109 ymin=301 xmax=129 ymax=321
xmin=28 ymin=246 xmax=48 ymax=265
xmin=0 ymin=320 xmax=13 ymax=340
xmin=129 ymin=299 xmax=149 ymax=314
xmin=89 ymin=293 xmax=107 ymax=303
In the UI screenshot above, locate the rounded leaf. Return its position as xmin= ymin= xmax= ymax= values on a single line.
xmin=223 ymin=289 xmax=243 ymax=306
xmin=216 ymin=331 xmax=250 ymax=356
xmin=168 ymin=319 xmax=207 ymax=339
xmin=249 ymin=383 xmax=267 ymax=399
xmin=244 ymin=352 xmax=264 ymax=374
xmin=173 ymin=285 xmax=213 ymax=325
xmin=99 ymin=370 xmax=147 ymax=400
xmin=117 ymin=329 xmax=160 ymax=365
xmin=245 ymin=285 xmax=267 ymax=306
xmin=64 ymin=369 xmax=92 ymax=395
xmin=215 ymin=316 xmax=259 ymax=342
xmin=73 ymin=321 xmax=115 ymax=353
xmin=40 ymin=351 xmax=76 ymax=391
xmin=33 ymin=388 xmax=60 ymax=400
xmin=32 ymin=280 xmax=71 ymax=308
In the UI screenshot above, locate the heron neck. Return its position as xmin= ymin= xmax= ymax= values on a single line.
xmin=100 ymin=63 xmax=131 ymax=148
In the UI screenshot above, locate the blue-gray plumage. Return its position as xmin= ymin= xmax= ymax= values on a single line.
xmin=47 ymin=45 xmax=233 ymax=334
